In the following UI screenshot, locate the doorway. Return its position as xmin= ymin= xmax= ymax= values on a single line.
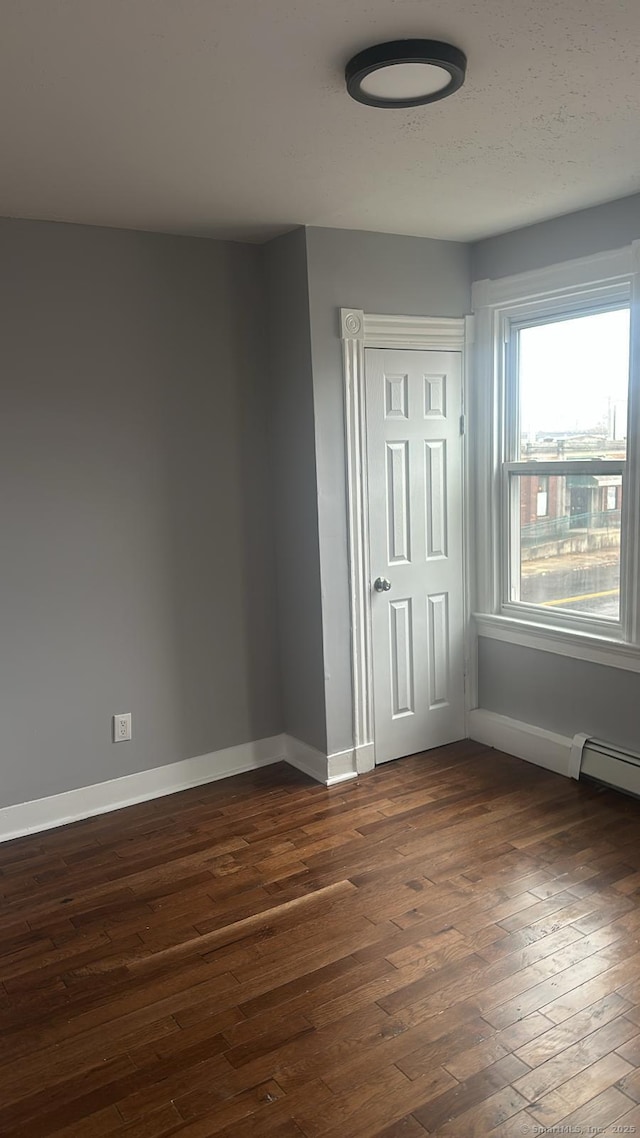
xmin=340 ymin=310 xmax=469 ymax=774
xmin=365 ymin=347 xmax=466 ymax=763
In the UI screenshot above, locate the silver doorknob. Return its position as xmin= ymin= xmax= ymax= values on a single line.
xmin=374 ymin=576 xmax=392 ymax=593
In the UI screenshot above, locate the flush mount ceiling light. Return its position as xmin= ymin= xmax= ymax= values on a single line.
xmin=345 ymin=39 xmax=466 ymax=109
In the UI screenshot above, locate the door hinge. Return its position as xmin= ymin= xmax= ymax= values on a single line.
xmin=459 ymin=413 xmax=466 ymax=436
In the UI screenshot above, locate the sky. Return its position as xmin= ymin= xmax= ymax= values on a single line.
xmin=519 ymin=307 xmax=630 ymax=444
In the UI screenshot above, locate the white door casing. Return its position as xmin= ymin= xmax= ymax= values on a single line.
xmin=340 ymin=311 xmax=469 ymax=773
xmin=365 ymin=348 xmax=465 ymax=762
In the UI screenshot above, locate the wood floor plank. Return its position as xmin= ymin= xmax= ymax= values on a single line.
xmin=435 ymin=1084 xmax=530 ymax=1135
xmin=371 ymin=1118 xmax=427 ymax=1138
xmin=323 ymin=1004 xmax=484 ymax=1095
xmin=514 ymin=993 xmax=632 ymax=1068
xmin=612 ymin=1101 xmax=640 ymax=1131
xmin=512 ymin=1015 xmax=638 ymax=1103
xmin=412 ymin=1053 xmax=529 ymax=1132
xmin=526 ymin=1052 xmax=634 ymax=1127
xmin=548 ymin=1085 xmax=636 ymax=1133
xmin=0 ymin=744 xmax=638 ymax=1137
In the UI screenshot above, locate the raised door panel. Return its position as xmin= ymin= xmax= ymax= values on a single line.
xmin=386 ymin=442 xmax=411 ymax=565
xmin=389 ymin=598 xmax=415 ymax=719
xmin=425 ymin=440 xmax=448 ymax=560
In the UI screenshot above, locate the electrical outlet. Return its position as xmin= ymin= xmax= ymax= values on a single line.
xmin=113 ymin=713 xmax=132 ymax=742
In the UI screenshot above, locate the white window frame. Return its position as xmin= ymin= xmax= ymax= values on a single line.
xmin=471 ymin=242 xmax=640 ymax=674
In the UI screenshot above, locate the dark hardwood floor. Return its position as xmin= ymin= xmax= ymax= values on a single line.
xmin=1 ymin=741 xmax=640 ymax=1136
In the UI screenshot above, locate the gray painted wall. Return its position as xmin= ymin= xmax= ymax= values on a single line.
xmin=472 ymin=191 xmax=640 ymax=281
xmin=478 ymin=638 xmax=640 ymax=753
xmin=473 ymin=196 xmax=640 ymax=750
xmin=261 ymin=230 xmax=327 ymax=753
xmin=9 ymin=194 xmax=639 ymax=807
xmin=305 ymin=227 xmax=471 ymax=755
xmin=0 ymin=218 xmax=281 ymax=807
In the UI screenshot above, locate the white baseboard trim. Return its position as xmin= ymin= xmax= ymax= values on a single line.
xmin=284 ymin=736 xmax=329 ymax=784
xmin=284 ymin=736 xmax=360 ymax=786
xmin=327 ymin=747 xmax=358 ymax=785
xmin=0 ymin=734 xmax=288 ymax=844
xmin=468 ymin=709 xmax=573 ymax=777
xmin=1 ymin=729 xmax=370 ymax=844
xmin=4 ymin=709 xmax=578 ymax=844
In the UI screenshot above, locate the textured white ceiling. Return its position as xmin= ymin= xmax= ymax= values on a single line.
xmin=0 ymin=0 xmax=639 ymax=243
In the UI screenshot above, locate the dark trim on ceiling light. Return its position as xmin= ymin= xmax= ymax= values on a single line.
xmin=345 ymin=39 xmax=467 ymax=108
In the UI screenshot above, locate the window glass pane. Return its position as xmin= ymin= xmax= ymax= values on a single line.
xmin=519 ymin=308 xmax=630 ymax=461
xmin=516 ymin=473 xmax=622 ymax=619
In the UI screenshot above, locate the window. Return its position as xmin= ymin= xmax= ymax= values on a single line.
xmin=507 ymin=307 xmax=629 ymax=627
xmin=472 ymin=244 xmax=640 ymax=655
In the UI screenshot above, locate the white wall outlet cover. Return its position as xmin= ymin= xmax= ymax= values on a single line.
xmin=113 ymin=713 xmax=132 ymax=742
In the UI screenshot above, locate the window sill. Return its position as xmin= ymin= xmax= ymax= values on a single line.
xmin=473 ymin=611 xmax=640 ymax=675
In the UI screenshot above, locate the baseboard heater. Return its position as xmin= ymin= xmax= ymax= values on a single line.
xmin=570 ymin=733 xmax=640 ymax=799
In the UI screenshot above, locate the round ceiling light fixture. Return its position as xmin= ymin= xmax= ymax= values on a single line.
xmin=345 ymin=39 xmax=466 ymax=109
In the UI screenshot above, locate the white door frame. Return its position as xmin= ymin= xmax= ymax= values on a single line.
xmin=340 ymin=309 xmax=474 ymax=774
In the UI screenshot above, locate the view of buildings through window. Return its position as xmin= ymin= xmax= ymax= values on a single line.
xmin=513 ymin=308 xmax=629 ymax=619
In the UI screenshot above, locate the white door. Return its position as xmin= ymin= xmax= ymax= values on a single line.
xmin=365 ymin=348 xmax=465 ymax=764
